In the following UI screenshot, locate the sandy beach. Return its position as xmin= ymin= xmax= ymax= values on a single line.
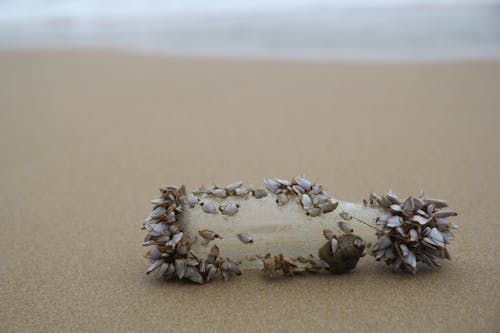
xmin=0 ymin=51 xmax=499 ymax=332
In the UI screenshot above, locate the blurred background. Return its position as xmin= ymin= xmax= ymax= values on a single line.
xmin=1 ymin=0 xmax=500 ymax=60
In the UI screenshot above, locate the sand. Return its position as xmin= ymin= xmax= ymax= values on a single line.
xmin=0 ymin=51 xmax=499 ymax=332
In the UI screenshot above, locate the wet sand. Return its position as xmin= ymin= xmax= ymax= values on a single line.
xmin=0 ymin=51 xmax=499 ymax=332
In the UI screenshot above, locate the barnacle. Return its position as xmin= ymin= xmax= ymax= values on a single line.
xmin=141 ymin=177 xmax=458 ymax=283
xmin=370 ymin=191 xmax=458 ymax=274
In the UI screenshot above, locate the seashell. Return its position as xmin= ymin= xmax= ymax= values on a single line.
xmin=168 ymin=224 xmax=181 ymax=234
xmin=221 ymin=269 xmax=230 ymax=281
xmin=396 ymin=226 xmax=406 ymax=237
xmin=402 ymin=197 xmax=414 ymax=213
xmin=202 ymin=185 xmax=215 ymax=193
xmin=210 ymin=244 xmax=220 ymax=258
xmin=153 ymin=223 xmax=168 ymax=234
xmin=320 ymin=200 xmax=338 ymax=213
xmin=323 ymin=229 xmax=334 ymax=240
xmin=275 ymin=178 xmax=291 ymax=187
xmin=198 ymin=229 xmax=220 ymax=241
xmin=374 ymin=236 xmax=392 ymax=251
xmin=151 ymin=198 xmax=168 ymax=205
xmin=301 ymin=194 xmax=312 ymax=210
xmin=426 ymin=198 xmax=448 ymax=208
xmin=433 ymin=211 xmax=457 ymax=218
xmin=235 ymin=187 xmax=250 ymax=196
xmin=330 ymin=238 xmax=338 ymax=253
xmin=166 ymin=263 xmax=176 ymax=275
xmin=165 ymin=211 xmax=176 ymax=224
xmin=264 ymin=178 xmax=280 ymax=193
xmin=200 ymin=201 xmax=217 ymax=214
xmin=337 ymin=221 xmax=354 ymax=234
xmin=221 ymin=260 xmax=231 ymax=270
xmin=146 ymin=260 xmax=164 ymax=274
xmin=175 ymin=259 xmax=186 ymax=279
xmin=226 ymin=181 xmax=243 ymax=193
xmin=429 ymin=227 xmax=445 ymax=247
xmin=310 ymin=184 xmax=323 ymax=196
xmin=386 ymin=191 xmax=400 ymax=204
xmin=416 ymin=209 xmax=429 ymax=217
xmin=211 ymin=188 xmax=227 ymax=198
xmin=185 ymin=266 xmax=204 ymax=284
xmin=408 ymin=229 xmax=419 ymax=242
xmin=237 ymin=233 xmax=253 ymax=244
xmin=198 ymin=260 xmax=207 ymax=273
xmin=219 ymin=203 xmax=239 ymax=216
xmin=172 ymin=232 xmax=183 ymax=245
xmin=398 ymin=243 xmax=410 ymax=256
xmin=401 ymin=251 xmax=417 ymax=271
xmin=146 ymin=246 xmax=162 ymax=260
xmin=177 ymin=243 xmax=188 ymax=255
xmin=275 ymin=193 xmax=289 ymax=206
xmin=146 ymin=206 xmax=166 ymax=222
xmin=156 ymin=262 xmax=169 ymax=278
xmin=412 ymin=197 xmax=424 ymax=211
xmin=252 ymin=189 xmax=268 ymax=199
xmin=206 ymin=266 xmax=218 ymax=282
xmin=185 ymin=258 xmax=199 ymax=267
xmin=390 ymin=204 xmax=402 ymax=213
xmin=386 ymin=215 xmax=402 ymax=228
xmin=294 ymin=176 xmax=312 ymax=191
xmin=292 ymin=185 xmax=305 ymax=195
xmin=354 ymin=239 xmax=365 ymax=249
xmin=307 ymin=207 xmax=321 ymax=217
xmin=372 ymin=193 xmax=390 ymax=208
xmin=185 ymin=195 xmax=199 ymax=207
xmin=411 ymin=215 xmax=429 ymax=225
xmin=339 ymin=211 xmax=352 ymax=221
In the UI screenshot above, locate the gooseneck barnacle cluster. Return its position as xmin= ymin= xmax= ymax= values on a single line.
xmin=142 ymin=176 xmax=458 ymax=283
xmin=370 ymin=192 xmax=458 ymax=274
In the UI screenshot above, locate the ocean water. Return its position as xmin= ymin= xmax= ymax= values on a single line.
xmin=1 ymin=0 xmax=500 ymax=60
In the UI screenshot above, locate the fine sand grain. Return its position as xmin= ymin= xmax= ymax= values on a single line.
xmin=0 ymin=51 xmax=499 ymax=332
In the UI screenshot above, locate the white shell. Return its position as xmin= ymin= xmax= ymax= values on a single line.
xmin=186 ymin=195 xmax=199 ymax=207
xmin=221 ymin=203 xmax=239 ymax=216
xmin=386 ymin=215 xmax=402 ymax=228
xmin=411 ymin=215 xmax=429 ymax=225
xmin=275 ymin=178 xmax=291 ymax=187
xmin=294 ymin=176 xmax=312 ymax=191
xmin=301 ymin=194 xmax=312 ymax=210
xmin=330 ymin=238 xmax=338 ymax=253
xmin=235 ymin=187 xmax=250 ymax=196
xmin=146 ymin=206 xmax=166 ymax=222
xmin=237 ymin=233 xmax=253 ymax=244
xmin=211 ymin=188 xmax=227 ymax=198
xmin=339 ymin=211 xmax=352 ymax=221
xmin=201 ymin=201 xmax=217 ymax=214
xmin=264 ymin=178 xmax=280 ymax=193
xmin=337 ymin=221 xmax=354 ymax=234
xmin=146 ymin=260 xmax=163 ymax=274
xmin=226 ymin=181 xmax=243 ymax=192
xmin=172 ymin=232 xmax=183 ymax=245
xmin=307 ymin=207 xmax=321 ymax=217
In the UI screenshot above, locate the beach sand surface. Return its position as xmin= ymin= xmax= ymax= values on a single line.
xmin=0 ymin=51 xmax=499 ymax=332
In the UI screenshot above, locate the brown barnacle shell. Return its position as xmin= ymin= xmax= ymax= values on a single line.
xmin=371 ymin=191 xmax=458 ymax=274
xmin=262 ymin=253 xmax=275 ymax=278
xmin=318 ymin=234 xmax=365 ymax=274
